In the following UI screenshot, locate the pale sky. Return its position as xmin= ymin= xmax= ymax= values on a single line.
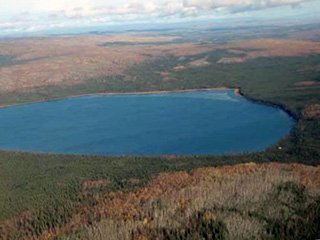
xmin=0 ymin=0 xmax=319 ymax=35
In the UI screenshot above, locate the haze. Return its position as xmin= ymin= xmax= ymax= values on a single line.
xmin=1 ymin=0 xmax=320 ymax=36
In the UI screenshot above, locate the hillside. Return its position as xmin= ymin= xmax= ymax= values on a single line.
xmin=0 ymin=23 xmax=319 ymax=239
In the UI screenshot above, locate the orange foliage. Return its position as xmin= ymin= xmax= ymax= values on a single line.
xmin=294 ymin=81 xmax=320 ymax=86
xmin=2 ymin=162 xmax=319 ymax=239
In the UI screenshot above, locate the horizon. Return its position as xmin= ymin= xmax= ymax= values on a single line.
xmin=0 ymin=0 xmax=320 ymax=37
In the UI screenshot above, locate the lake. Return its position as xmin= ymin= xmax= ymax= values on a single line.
xmin=0 ymin=90 xmax=293 ymax=155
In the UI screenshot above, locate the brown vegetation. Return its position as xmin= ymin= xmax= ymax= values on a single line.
xmin=218 ymin=39 xmax=320 ymax=63
xmin=1 ymin=36 xmax=320 ymax=96
xmin=1 ymin=162 xmax=319 ymax=239
xmin=0 ymin=35 xmax=212 ymax=93
xmin=71 ymin=162 xmax=320 ymax=240
xmin=217 ymin=57 xmax=245 ymax=64
xmin=295 ymin=81 xmax=320 ymax=86
xmin=302 ymin=104 xmax=320 ymax=119
xmin=189 ymin=57 xmax=210 ymax=67
xmin=173 ymin=65 xmax=186 ymax=71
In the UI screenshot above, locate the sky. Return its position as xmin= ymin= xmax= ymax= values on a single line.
xmin=0 ymin=0 xmax=319 ymax=35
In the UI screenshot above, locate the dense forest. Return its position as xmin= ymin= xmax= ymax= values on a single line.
xmin=0 ymin=39 xmax=319 ymax=239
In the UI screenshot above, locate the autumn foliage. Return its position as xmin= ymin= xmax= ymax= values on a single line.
xmin=1 ymin=162 xmax=319 ymax=239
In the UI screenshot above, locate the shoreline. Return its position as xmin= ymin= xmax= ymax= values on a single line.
xmin=0 ymin=86 xmax=296 ymax=122
xmin=0 ymin=86 xmax=297 ymax=157
xmin=236 ymin=87 xmax=297 ymax=121
xmin=0 ymin=87 xmax=242 ymax=109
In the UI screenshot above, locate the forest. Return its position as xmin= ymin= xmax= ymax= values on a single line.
xmin=0 ymin=29 xmax=319 ymax=239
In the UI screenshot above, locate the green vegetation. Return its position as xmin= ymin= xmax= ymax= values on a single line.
xmin=0 ymin=151 xmax=249 ymax=222
xmin=52 ymin=164 xmax=320 ymax=240
xmin=100 ymin=38 xmax=188 ymax=46
xmin=0 ymin=54 xmax=46 ymax=68
xmin=0 ymin=43 xmax=319 ymax=239
xmin=0 ymin=55 xmax=25 ymax=67
xmin=267 ymin=182 xmax=320 ymax=240
xmin=0 ymin=55 xmax=15 ymax=66
xmin=2 ymin=50 xmax=318 ymax=160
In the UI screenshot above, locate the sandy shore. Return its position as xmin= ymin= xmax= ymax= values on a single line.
xmin=71 ymin=87 xmax=241 ymax=97
xmin=233 ymin=88 xmax=243 ymax=97
xmin=0 ymin=87 xmax=242 ymax=109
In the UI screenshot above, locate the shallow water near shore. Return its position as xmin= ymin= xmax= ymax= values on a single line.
xmin=0 ymin=90 xmax=293 ymax=155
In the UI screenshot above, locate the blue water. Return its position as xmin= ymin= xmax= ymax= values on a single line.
xmin=0 ymin=90 xmax=293 ymax=155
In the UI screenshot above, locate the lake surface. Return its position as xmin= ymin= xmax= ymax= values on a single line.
xmin=0 ymin=90 xmax=293 ymax=155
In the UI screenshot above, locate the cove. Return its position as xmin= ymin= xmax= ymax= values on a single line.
xmin=0 ymin=90 xmax=293 ymax=155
